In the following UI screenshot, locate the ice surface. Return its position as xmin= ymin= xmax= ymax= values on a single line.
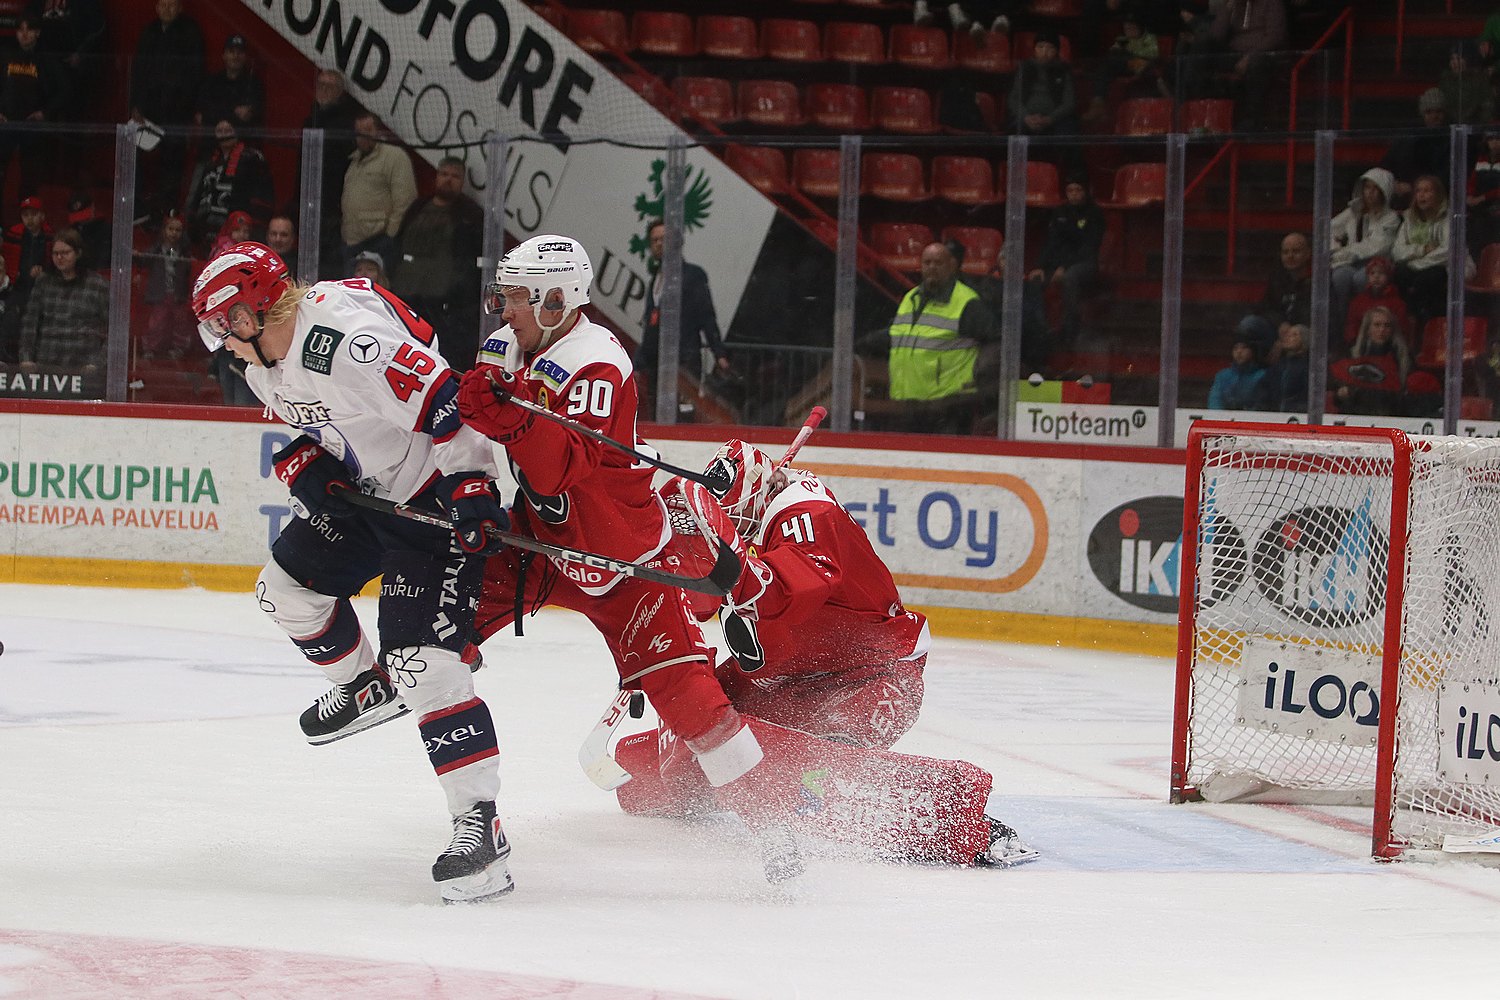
xmin=3 ymin=583 xmax=1500 ymax=998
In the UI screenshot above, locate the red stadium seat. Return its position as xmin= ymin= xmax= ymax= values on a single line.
xmin=673 ymin=76 xmax=735 ymax=125
xmin=941 ymin=225 xmax=1003 ymax=276
xmin=568 ymin=9 xmax=629 ymax=53
xmin=725 ymin=145 xmax=789 ymax=195
xmin=931 ymin=155 xmax=998 ymax=205
xmin=868 ymin=222 xmax=933 ymax=272
xmin=997 ymin=161 xmax=1062 ymax=207
xmin=793 ymin=148 xmax=844 ymax=197
xmin=862 ymin=152 xmax=929 ymax=201
xmin=698 ymin=15 xmax=762 ymax=59
xmin=1182 ymin=98 xmax=1234 ymax=135
xmin=1115 ymin=97 xmax=1173 ymax=136
xmin=762 ymin=19 xmax=824 ymax=62
xmin=825 ymin=22 xmax=885 ymax=64
xmin=804 ymin=83 xmax=870 ymax=131
xmin=1468 ymin=243 xmax=1500 ymax=294
xmin=870 ymin=86 xmax=937 ymax=134
xmin=1417 ymin=316 xmax=1488 ymax=369
xmin=1012 ymin=31 xmax=1071 ymax=62
xmin=1029 ymin=0 xmax=1083 ymax=16
xmin=974 ymin=92 xmax=1000 ymax=130
xmin=633 ymin=11 xmax=696 ymax=56
xmin=1099 ymin=162 xmax=1166 ymax=207
xmin=1463 ymin=396 xmax=1495 ymax=420
xmin=888 ymin=25 xmax=951 ymax=69
xmin=738 ymin=80 xmax=805 ymax=128
xmin=954 ymin=28 xmax=1013 ymax=73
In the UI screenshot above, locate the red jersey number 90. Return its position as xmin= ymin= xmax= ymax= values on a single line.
xmin=565 ymin=378 xmax=614 ymax=418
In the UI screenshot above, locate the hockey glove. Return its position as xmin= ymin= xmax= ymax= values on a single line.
xmin=273 ymin=435 xmax=356 ymax=519
xmin=726 ymin=555 xmax=775 ymax=622
xmin=457 ymin=364 xmax=536 ymax=444
xmin=441 ymin=472 xmax=510 ymax=554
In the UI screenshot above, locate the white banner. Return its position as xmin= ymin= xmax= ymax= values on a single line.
xmin=1013 ymin=402 xmax=1159 ymax=446
xmin=1438 ymin=681 xmax=1500 ymax=786
xmin=243 ymin=0 xmax=777 ymax=338
xmin=1237 ymin=637 xmax=1382 ymax=746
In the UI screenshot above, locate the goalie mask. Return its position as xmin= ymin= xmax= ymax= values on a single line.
xmin=703 ymin=440 xmax=778 ymax=537
xmin=485 ymin=234 xmax=593 ymax=347
xmin=191 ymin=241 xmax=290 ymax=358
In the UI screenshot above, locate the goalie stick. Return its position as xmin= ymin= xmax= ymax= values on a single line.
xmin=578 ymin=407 xmax=827 ymax=789
xmin=333 ymin=488 xmax=741 ymax=597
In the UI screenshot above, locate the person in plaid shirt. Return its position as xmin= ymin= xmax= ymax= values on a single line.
xmin=18 ymin=227 xmax=107 ymax=372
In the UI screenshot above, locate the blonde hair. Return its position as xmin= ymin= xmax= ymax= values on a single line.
xmin=1353 ymin=305 xmax=1413 ymax=382
xmin=264 ymin=281 xmax=312 ymax=328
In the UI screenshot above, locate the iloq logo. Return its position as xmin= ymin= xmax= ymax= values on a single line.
xmin=1252 ymin=502 xmax=1386 ymax=627
xmin=1238 ymin=637 xmax=1381 ymax=746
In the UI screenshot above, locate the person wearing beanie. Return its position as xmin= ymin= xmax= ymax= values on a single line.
xmin=1379 ymin=88 xmax=1451 ymax=208
xmin=1343 ymin=255 xmax=1408 ymax=348
xmin=1440 ymin=41 xmax=1493 ymax=125
xmin=1007 ymin=29 xmax=1078 ymax=142
xmin=1207 ymin=335 xmax=1266 ymax=411
xmin=1027 ymin=173 xmax=1104 ymax=346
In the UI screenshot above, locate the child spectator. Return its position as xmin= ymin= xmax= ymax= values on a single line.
xmin=1329 ymin=167 xmax=1399 ymax=337
xmin=136 ymin=210 xmax=193 ymax=361
xmin=1207 ymin=335 xmax=1266 ymax=410
xmin=1392 ymin=174 xmax=1472 ymax=335
xmin=1257 ymin=322 xmax=1311 ymax=413
xmin=1343 ymin=255 xmax=1409 ymax=348
xmin=0 ymin=195 xmax=52 ymax=363
xmin=211 ymin=209 xmax=253 ymax=258
xmin=1087 ymin=11 xmax=1161 ymax=122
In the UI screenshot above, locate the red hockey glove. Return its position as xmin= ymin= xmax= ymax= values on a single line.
xmin=440 ymin=472 xmax=510 ymax=554
xmin=272 ymin=435 xmax=356 ymax=519
xmin=457 ymin=364 xmax=536 ymax=444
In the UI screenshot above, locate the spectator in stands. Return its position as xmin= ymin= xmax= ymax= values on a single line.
xmin=1237 ymin=231 xmax=1312 ymax=355
xmin=195 ymin=33 xmax=264 ymax=131
xmin=0 ymin=195 xmax=52 ymax=364
xmin=1343 ymin=255 xmax=1408 ymax=348
xmin=1467 ymin=126 xmax=1500 ymax=254
xmin=1086 ymin=11 xmax=1162 ymax=122
xmin=129 ymin=0 xmax=204 ymax=221
xmin=351 ymin=248 xmax=388 ymax=287
xmin=1206 ymin=335 xmax=1266 ymax=410
xmin=1008 ymin=30 xmax=1079 ymax=142
xmin=0 ymin=14 xmax=69 ymax=200
xmin=1183 ymin=0 xmax=1287 ymax=132
xmin=341 ymin=112 xmax=416 ymax=278
xmin=1329 ymin=167 xmax=1399 ymax=339
xmin=66 ymin=190 xmax=110 ymax=272
xmin=1027 ymin=172 xmax=1104 ymax=347
xmin=303 ymin=68 xmax=360 ymax=279
xmin=1379 ymin=89 xmax=1451 ymax=210
xmin=18 ymin=227 xmax=107 ymax=374
xmin=265 ymin=213 xmax=297 ymax=262
xmin=1335 ymin=304 xmax=1414 ymax=416
xmin=211 ymin=209 xmax=253 ymax=259
xmin=1164 ymin=3 xmax=1218 ymax=104
xmin=1479 ymin=11 xmax=1500 ymax=85
xmin=36 ymin=0 xmax=103 ymax=119
xmin=392 ymin=155 xmax=483 ymax=372
xmin=1439 ymin=40 xmax=1493 ymax=126
xmin=1392 ymin=174 xmax=1470 ymax=336
xmin=1256 ymin=322 xmax=1311 ymax=412
xmin=184 ymin=118 xmax=274 ymax=253
xmin=878 ymin=240 xmax=999 ymax=434
xmin=913 ymin=2 xmax=1012 ymax=37
xmin=135 ymin=209 xmax=192 ymax=361
xmin=635 ymin=218 xmax=732 ymax=403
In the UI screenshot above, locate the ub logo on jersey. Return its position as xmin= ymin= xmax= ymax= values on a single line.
xmin=302 ymin=324 xmax=344 ymax=375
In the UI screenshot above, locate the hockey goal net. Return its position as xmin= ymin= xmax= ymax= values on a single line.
xmin=1172 ymin=421 xmax=1500 ymax=858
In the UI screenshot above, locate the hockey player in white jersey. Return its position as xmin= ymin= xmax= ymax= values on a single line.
xmin=191 ymin=241 xmax=514 ymax=903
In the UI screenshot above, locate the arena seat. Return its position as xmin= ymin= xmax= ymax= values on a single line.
xmin=1467 ymin=243 xmax=1500 ymax=294
xmin=996 ymin=161 xmax=1062 ymax=207
xmin=793 ymin=148 xmax=844 ymax=197
xmin=1098 ymin=162 xmax=1166 ymax=208
xmin=868 ymin=222 xmax=933 ymax=271
xmin=762 ymin=18 xmax=824 ymax=62
xmin=941 ymin=225 xmax=1003 ymax=276
xmin=954 ymin=28 xmax=1013 ymax=73
xmin=1115 ymin=97 xmax=1173 ymax=136
xmin=862 ymin=152 xmax=930 ymax=201
xmin=1417 ymin=316 xmax=1487 ymax=369
xmin=725 ymin=145 xmax=789 ymax=194
xmin=672 ymin=76 xmax=735 ymax=125
xmin=698 ymin=15 xmax=762 ymax=59
xmin=932 ymin=155 xmax=998 ymax=205
xmin=825 ymin=22 xmax=885 ymax=64
xmin=1182 ymin=98 xmax=1234 ymax=134
xmin=805 ymin=83 xmax=870 ymax=131
xmin=633 ymin=11 xmax=697 ymax=57
xmin=737 ymin=80 xmax=805 ymax=128
xmin=888 ymin=25 xmax=951 ymax=69
xmin=567 ymin=9 xmax=629 ymax=53
xmin=870 ymin=87 xmax=938 ymax=134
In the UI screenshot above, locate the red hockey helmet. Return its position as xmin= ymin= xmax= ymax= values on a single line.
xmin=191 ymin=241 xmax=290 ymax=351
xmin=703 ymin=439 xmax=779 ymax=537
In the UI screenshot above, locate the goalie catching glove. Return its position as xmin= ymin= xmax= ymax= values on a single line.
xmin=273 ymin=435 xmax=356 ymax=519
xmin=440 ymin=473 xmax=510 ymax=554
xmin=457 ymin=364 xmax=535 ymax=444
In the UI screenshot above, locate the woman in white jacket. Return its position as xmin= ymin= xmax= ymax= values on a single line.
xmin=1330 ymin=167 xmax=1400 ymax=334
xmin=1391 ymin=174 xmax=1475 ymax=334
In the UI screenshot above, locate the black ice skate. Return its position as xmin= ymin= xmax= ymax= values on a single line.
xmin=298 ymin=667 xmax=408 ymax=746
xmin=434 ymin=800 xmax=515 ymax=903
xmin=976 ymin=816 xmax=1040 ymax=868
xmin=758 ymin=822 xmax=805 ymax=884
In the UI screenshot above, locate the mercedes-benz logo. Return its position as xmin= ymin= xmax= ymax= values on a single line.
xmin=348 ymin=334 xmax=380 ymax=364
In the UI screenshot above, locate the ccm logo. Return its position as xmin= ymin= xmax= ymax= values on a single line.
xmin=425 ymin=723 xmax=485 ymax=753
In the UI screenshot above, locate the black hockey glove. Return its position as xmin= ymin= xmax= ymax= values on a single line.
xmin=441 ymin=472 xmax=510 ymax=554
xmin=272 ymin=435 xmax=356 ymax=519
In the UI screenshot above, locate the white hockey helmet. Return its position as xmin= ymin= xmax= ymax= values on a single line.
xmin=486 ymin=235 xmax=593 ymax=336
xmin=703 ymin=439 xmax=780 ymax=537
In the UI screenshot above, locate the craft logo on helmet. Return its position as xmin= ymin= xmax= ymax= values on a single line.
xmin=1088 ymin=496 xmax=1243 ymax=614
xmin=302 ymin=325 xmax=344 ymax=376
xmin=538 ymin=241 xmax=574 ymax=253
xmin=1251 ymin=502 xmax=1386 ymax=627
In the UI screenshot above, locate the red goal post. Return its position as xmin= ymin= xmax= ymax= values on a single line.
xmin=1172 ymin=420 xmax=1500 ymax=859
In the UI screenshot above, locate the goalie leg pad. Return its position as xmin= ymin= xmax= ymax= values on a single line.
xmin=258 ymin=559 xmax=374 ymax=684
xmin=420 ymin=697 xmax=501 ymax=814
xmin=713 ymin=716 xmax=994 ymax=865
xmin=716 ymin=658 xmax=926 ymax=751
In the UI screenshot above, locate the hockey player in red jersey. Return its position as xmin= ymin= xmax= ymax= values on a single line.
xmin=191 ymin=242 xmax=515 ymax=902
xmin=609 ymin=440 xmax=1038 ymax=867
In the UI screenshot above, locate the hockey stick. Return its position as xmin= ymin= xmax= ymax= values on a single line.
xmin=579 ymin=407 xmax=829 ymax=789
xmin=484 ymin=370 xmax=720 ymax=488
xmin=333 ymin=488 xmax=741 ymax=597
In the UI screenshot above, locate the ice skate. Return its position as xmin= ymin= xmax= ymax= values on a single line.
xmin=298 ymin=666 xmax=408 ymax=745
xmin=976 ymin=816 xmax=1040 ymax=868
xmin=434 ymin=800 xmax=515 ymax=903
xmin=759 ymin=822 xmax=805 ymax=883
